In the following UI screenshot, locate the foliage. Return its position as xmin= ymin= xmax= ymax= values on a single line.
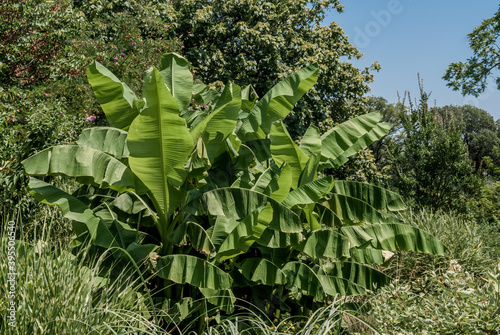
xmin=367 ymin=266 xmax=500 ymax=334
xmin=386 ymin=87 xmax=482 ymax=210
xmin=172 ymin=0 xmax=380 ymax=139
xmin=21 ymin=53 xmax=444 ymax=329
xmin=0 ymin=221 xmax=163 ymax=334
xmin=386 ymin=208 xmax=499 ymax=281
xmin=444 ymin=5 xmax=500 ymax=96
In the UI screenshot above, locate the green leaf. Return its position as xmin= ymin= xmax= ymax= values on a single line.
xmin=296 ymin=230 xmax=350 ymax=259
xmin=282 ymin=262 xmax=327 ymax=302
xmin=270 ymin=121 xmax=309 ymax=189
xmin=342 ymin=223 xmax=446 ymax=255
xmin=156 ymin=255 xmax=232 ymax=290
xmin=199 ymin=288 xmax=236 ymax=314
xmin=320 ymin=112 xmax=387 ymax=168
xmin=27 ymin=178 xmax=117 ymax=248
xmin=256 ymin=229 xmax=304 ymax=248
xmin=283 ymin=177 xmax=334 ymax=208
xmin=298 ymin=154 xmax=320 ymax=187
xmin=238 ymin=64 xmax=319 ymax=141
xmin=319 ymin=261 xmax=390 ymax=292
xmin=239 ymin=258 xmax=286 ymax=285
xmin=22 ymin=146 xmax=146 ymax=193
xmin=190 ymin=82 xmax=241 ymax=161
xmin=299 ymin=124 xmax=322 ymax=157
xmin=159 ymin=53 xmax=193 ymax=112
xmin=86 ymin=61 xmax=142 ymax=130
xmin=127 ymin=67 xmax=194 ymax=216
xmin=77 ymin=127 xmax=129 ymax=159
xmin=203 ymin=187 xmax=302 ymax=233
xmin=251 ymin=163 xmax=284 ymax=196
xmin=332 ymin=181 xmax=406 ymax=212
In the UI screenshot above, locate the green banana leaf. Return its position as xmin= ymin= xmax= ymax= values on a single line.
xmin=27 ymin=178 xmax=118 ymax=248
xmin=237 ymin=64 xmax=319 ymax=141
xmin=341 ymin=223 xmax=446 ymax=255
xmin=239 ymin=258 xmax=286 ymax=285
xmin=282 ymin=262 xmax=328 ymax=302
xmin=190 ymin=82 xmax=242 ymax=161
xmin=319 ymin=112 xmax=387 ymax=168
xmin=319 ymin=261 xmax=390 ymax=292
xmin=22 ymin=145 xmax=146 ymax=194
xmin=296 ymin=230 xmax=350 ymax=259
xmin=298 ymin=154 xmax=320 ymax=187
xmin=199 ymin=288 xmax=236 ymax=314
xmin=156 ymin=255 xmax=232 ymax=290
xmin=282 ymin=177 xmax=334 ymax=208
xmin=77 ymin=127 xmax=129 ymax=159
xmin=270 ymin=121 xmax=309 ymax=189
xmin=159 ymin=53 xmax=193 ymax=112
xmin=203 ymin=187 xmax=302 ymax=233
xmin=86 ymin=61 xmax=143 ymax=130
xmin=256 ymin=229 xmax=304 ymax=248
xmin=127 ymin=67 xmax=194 ymax=217
xmin=299 ymin=124 xmax=322 ymax=157
xmin=332 ymin=181 xmax=406 ymax=212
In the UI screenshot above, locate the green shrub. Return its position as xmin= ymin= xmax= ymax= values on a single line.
xmin=367 ymin=266 xmax=500 ymax=334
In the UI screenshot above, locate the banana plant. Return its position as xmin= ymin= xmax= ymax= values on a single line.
xmin=22 ymin=53 xmax=445 ymax=323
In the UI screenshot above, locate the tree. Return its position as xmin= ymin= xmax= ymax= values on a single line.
xmin=444 ymin=6 xmax=500 ymax=96
xmin=388 ymin=87 xmax=482 ymax=210
xmin=22 ymin=54 xmax=444 ymax=329
xmin=172 ymin=0 xmax=380 ymax=139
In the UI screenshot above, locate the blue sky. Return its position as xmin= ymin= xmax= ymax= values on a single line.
xmin=324 ymin=0 xmax=500 ymax=120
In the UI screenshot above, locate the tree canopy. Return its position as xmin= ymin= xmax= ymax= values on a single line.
xmin=172 ymin=0 xmax=380 ymax=138
xmin=444 ymin=6 xmax=500 ymax=96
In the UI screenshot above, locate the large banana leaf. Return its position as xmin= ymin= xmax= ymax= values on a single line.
xmin=332 ymin=181 xmax=406 ymax=212
xmin=203 ymin=188 xmax=302 ymax=233
xmin=156 ymin=255 xmax=232 ymax=290
xmin=341 ymin=223 xmax=446 ymax=255
xmin=159 ymin=53 xmax=193 ymax=112
xmin=270 ymin=122 xmax=309 ymax=189
xmin=199 ymin=288 xmax=236 ymax=314
xmin=127 ymin=67 xmax=194 ymax=217
xmin=282 ymin=177 xmax=334 ymax=208
xmin=22 ymin=146 xmax=146 ymax=193
xmin=77 ymin=127 xmax=129 ymax=159
xmin=239 ymin=258 xmax=286 ymax=285
xmin=299 ymin=124 xmax=322 ymax=157
xmin=237 ymin=64 xmax=319 ymax=141
xmin=190 ymin=82 xmax=241 ymax=161
xmin=86 ymin=61 xmax=143 ymax=130
xmin=256 ymin=229 xmax=304 ymax=248
xmin=319 ymin=112 xmax=388 ymax=169
xmin=295 ymin=230 xmax=350 ymax=259
xmin=282 ymin=262 xmax=328 ymax=302
xmin=27 ymin=178 xmax=118 ymax=248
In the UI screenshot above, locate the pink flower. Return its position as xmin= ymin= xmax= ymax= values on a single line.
xmin=131 ymin=41 xmax=136 ymax=46
xmin=163 ymin=25 xmax=167 ymax=28
xmin=86 ymin=115 xmax=96 ymax=122
xmin=121 ymin=53 xmax=125 ymax=57
xmin=204 ymin=105 xmax=208 ymax=108
xmin=113 ymin=56 xmax=118 ymax=61
xmin=83 ymin=86 xmax=87 ymax=89
xmin=181 ymin=45 xmax=185 ymax=49
xmin=192 ymin=70 xmax=196 ymax=73
xmin=44 ymin=94 xmax=48 ymax=97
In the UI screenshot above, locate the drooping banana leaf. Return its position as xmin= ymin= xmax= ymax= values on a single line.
xmin=127 ymin=67 xmax=194 ymax=217
xmin=251 ymin=163 xmax=284 ymax=196
xmin=27 ymin=178 xmax=118 ymax=248
xmin=341 ymin=223 xmax=446 ymax=255
xmin=270 ymin=121 xmax=309 ymax=189
xmin=77 ymin=127 xmax=129 ymax=159
xmin=156 ymin=255 xmax=232 ymax=290
xmin=319 ymin=261 xmax=390 ymax=292
xmin=256 ymin=229 xmax=304 ymax=248
xmin=86 ymin=61 xmax=143 ymax=130
xmin=22 ymin=146 xmax=146 ymax=194
xmin=349 ymin=247 xmax=385 ymax=265
xmin=159 ymin=53 xmax=193 ymax=112
xmin=282 ymin=262 xmax=328 ymax=302
xmin=298 ymin=154 xmax=320 ymax=187
xmin=295 ymin=230 xmax=350 ymax=259
xmin=319 ymin=112 xmax=388 ymax=169
xmin=170 ymin=221 xmax=215 ymax=255
xmin=332 ymin=181 xmax=406 ymax=213
xmin=203 ymin=187 xmax=302 ymax=233
xmin=237 ymin=64 xmax=319 ymax=141
xmin=282 ymin=177 xmax=334 ymax=208
xmin=241 ymin=84 xmax=259 ymax=114
xmin=239 ymin=258 xmax=286 ymax=285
